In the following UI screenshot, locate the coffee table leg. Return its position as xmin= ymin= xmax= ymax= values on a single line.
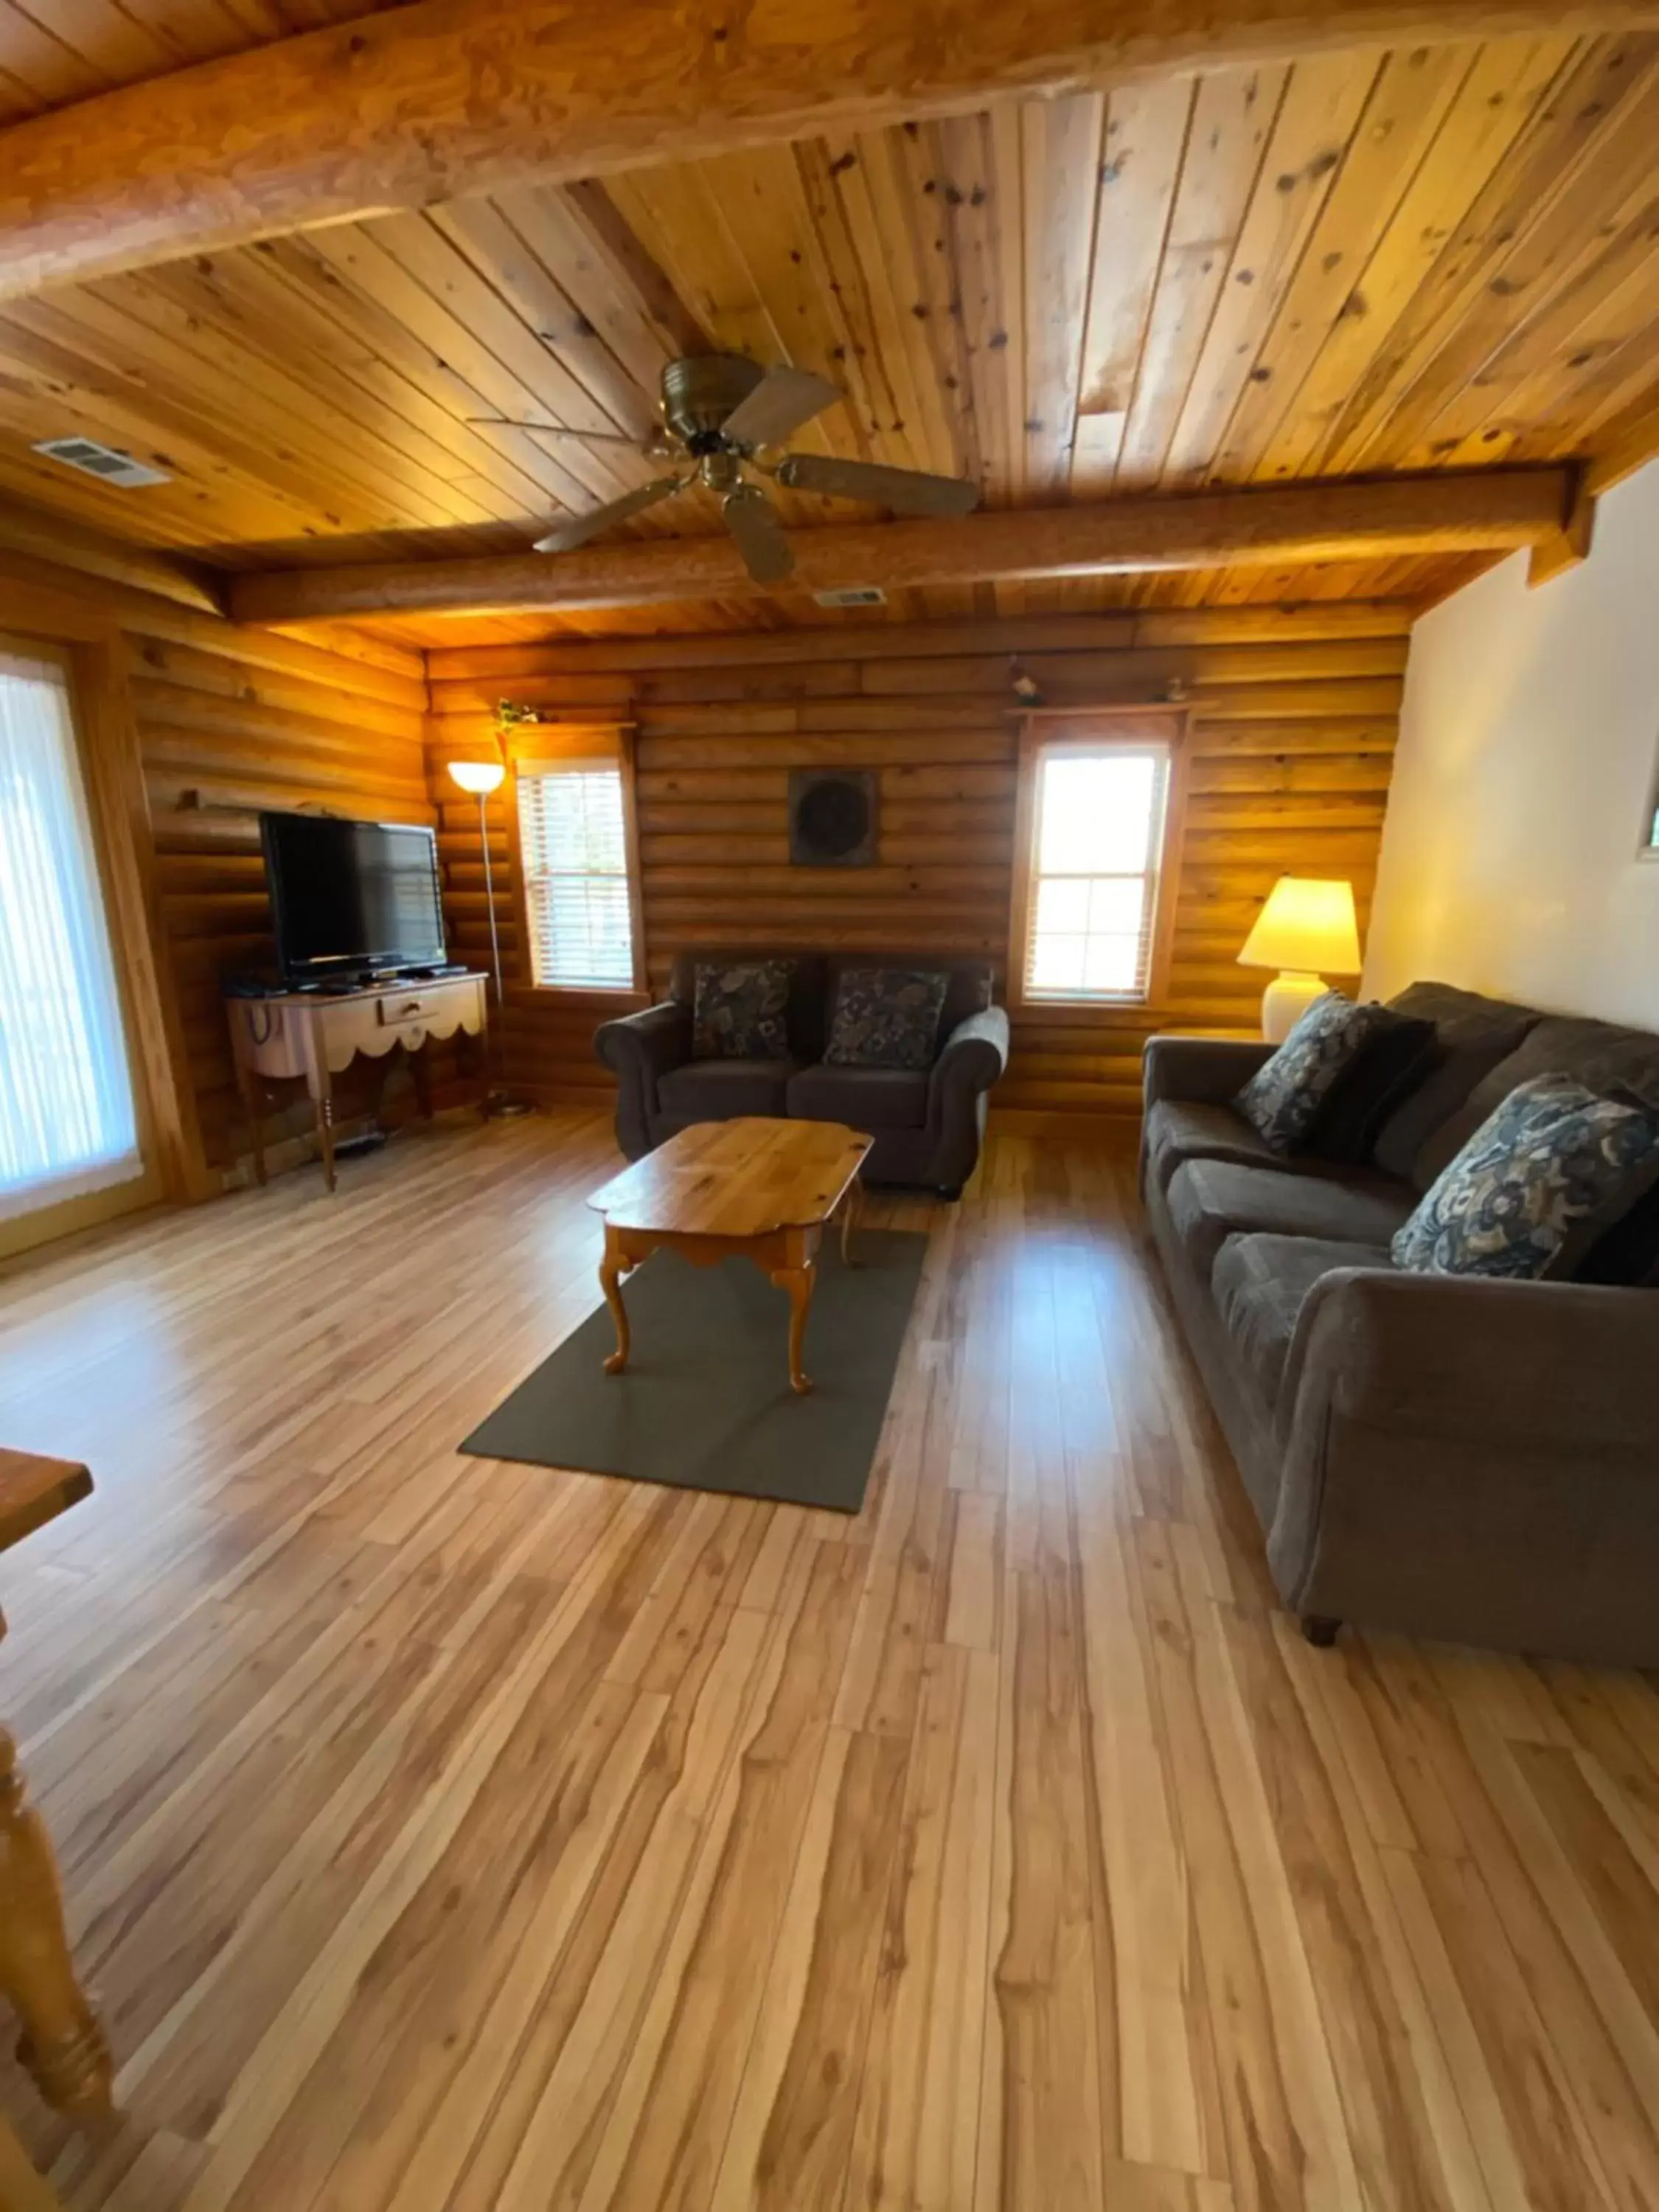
xmin=599 ymin=1228 xmax=632 ymax=1376
xmin=771 ymin=1262 xmax=815 ymax=1396
xmin=839 ymin=1175 xmax=862 ymax=1267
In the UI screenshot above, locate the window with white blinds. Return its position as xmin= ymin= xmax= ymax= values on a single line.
xmin=516 ymin=758 xmax=638 ymax=989
xmin=0 ymin=650 xmax=142 ymax=1218
xmin=1020 ymin=740 xmax=1172 ymax=1003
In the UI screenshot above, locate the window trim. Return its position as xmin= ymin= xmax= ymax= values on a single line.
xmin=1007 ymin=706 xmax=1189 ymax=1016
xmin=507 ymin=724 xmax=648 ymax=1002
xmin=0 ymin=628 xmax=175 ymax=1256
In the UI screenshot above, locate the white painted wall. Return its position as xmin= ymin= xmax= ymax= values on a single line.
xmin=1364 ymin=459 xmax=1659 ymax=1028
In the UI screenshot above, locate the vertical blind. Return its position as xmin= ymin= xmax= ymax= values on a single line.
xmin=517 ymin=759 xmax=636 ymax=988
xmin=0 ymin=652 xmax=141 ymax=1218
xmin=1023 ymin=743 xmax=1172 ymax=1001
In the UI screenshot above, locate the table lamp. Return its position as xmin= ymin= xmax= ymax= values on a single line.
xmin=1237 ymin=877 xmax=1361 ymax=1042
xmin=448 ymin=759 xmax=529 ymax=1114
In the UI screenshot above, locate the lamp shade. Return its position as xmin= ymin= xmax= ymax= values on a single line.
xmin=1237 ymin=877 xmax=1360 ymax=975
xmin=448 ymin=759 xmax=506 ymax=796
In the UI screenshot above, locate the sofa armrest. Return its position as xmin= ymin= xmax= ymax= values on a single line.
xmin=1267 ymin=1267 xmax=1659 ymax=1658
xmin=1289 ymin=1268 xmax=1657 ymax=1455
xmin=594 ymin=999 xmax=692 ymax=1087
xmin=930 ymin=1004 xmax=1010 ymax=1107
xmin=594 ymin=1001 xmax=692 ymax=1157
xmin=1142 ymin=1033 xmax=1273 ymax=1111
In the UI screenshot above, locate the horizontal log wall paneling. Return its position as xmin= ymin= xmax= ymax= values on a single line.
xmin=132 ymin=627 xmax=433 ymax=1169
xmin=2 ymin=543 xmax=433 ymax=1180
xmin=425 ymin=605 xmax=1408 ymax=1116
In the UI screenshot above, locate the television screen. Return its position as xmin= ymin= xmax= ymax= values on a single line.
xmin=260 ymin=811 xmax=446 ymax=981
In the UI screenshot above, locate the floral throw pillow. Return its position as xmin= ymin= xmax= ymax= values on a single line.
xmin=824 ymin=967 xmax=950 ymax=1071
xmin=1391 ymin=1073 xmax=1659 ymax=1281
xmin=1234 ymin=992 xmax=1399 ymax=1155
xmin=691 ymin=959 xmax=793 ymax=1061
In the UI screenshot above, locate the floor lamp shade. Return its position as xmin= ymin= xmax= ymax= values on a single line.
xmin=448 ymin=759 xmax=506 ymax=796
xmin=1237 ymin=877 xmax=1361 ymax=1043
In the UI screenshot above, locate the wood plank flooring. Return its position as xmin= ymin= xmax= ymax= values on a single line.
xmin=0 ymin=1113 xmax=1655 ymax=2211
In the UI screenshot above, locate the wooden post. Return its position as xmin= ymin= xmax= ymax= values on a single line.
xmin=0 ymin=1731 xmax=113 ymax=2121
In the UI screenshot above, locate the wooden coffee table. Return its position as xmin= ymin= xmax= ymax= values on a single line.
xmin=586 ymin=1117 xmax=872 ymax=1397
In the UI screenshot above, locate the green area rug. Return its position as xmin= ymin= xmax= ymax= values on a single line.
xmin=459 ymin=1229 xmax=927 ymax=1513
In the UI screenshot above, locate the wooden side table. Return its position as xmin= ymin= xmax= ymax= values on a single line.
xmin=0 ymin=1450 xmax=113 ymax=2128
xmin=226 ymin=972 xmax=490 ymax=1191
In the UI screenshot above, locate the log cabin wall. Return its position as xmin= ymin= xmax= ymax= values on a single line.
xmin=1 ymin=548 xmax=431 ymax=1184
xmin=425 ymin=604 xmax=1409 ymax=1119
xmin=131 ymin=625 xmax=432 ymax=1172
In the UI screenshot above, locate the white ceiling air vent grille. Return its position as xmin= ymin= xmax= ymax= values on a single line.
xmin=813 ymin=585 xmax=886 ymax=608
xmin=33 ymin=437 xmax=172 ymax=489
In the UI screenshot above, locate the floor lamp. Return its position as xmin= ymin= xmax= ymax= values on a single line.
xmin=448 ymin=759 xmax=532 ymax=1116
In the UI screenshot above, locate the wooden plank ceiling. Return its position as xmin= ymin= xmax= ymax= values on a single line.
xmin=0 ymin=24 xmax=1655 ymax=639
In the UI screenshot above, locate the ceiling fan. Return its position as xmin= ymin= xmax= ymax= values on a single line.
xmin=473 ymin=353 xmax=978 ymax=584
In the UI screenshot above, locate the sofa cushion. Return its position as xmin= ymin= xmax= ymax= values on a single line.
xmin=657 ymin=1057 xmax=799 ymax=1124
xmin=1392 ymin=1073 xmax=1659 ymax=1281
xmin=1168 ymin=1156 xmax=1417 ymax=1279
xmin=1212 ymin=1233 xmax=1395 ymax=1413
xmin=1305 ymin=1012 xmax=1438 ymax=1165
xmin=1438 ymin=1012 xmax=1659 ymax=1164
xmin=823 ymin=966 xmax=950 ymax=1071
xmin=1234 ymin=992 xmax=1399 ymax=1154
xmin=1581 ymin=1178 xmax=1659 ymax=1287
xmin=671 ymin=948 xmax=828 ymax=1062
xmin=689 ymin=958 xmax=794 ymax=1060
xmin=787 ymin=1064 xmax=929 ymax=1130
xmin=1146 ymin=1100 xmax=1280 ymax=1191
xmin=1373 ymin=982 xmax=1540 ymax=1188
xmin=826 ymin=951 xmax=991 ymax=1048
xmin=1143 ymin=1099 xmax=1371 ymax=1194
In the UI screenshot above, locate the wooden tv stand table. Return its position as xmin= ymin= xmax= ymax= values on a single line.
xmin=226 ymin=972 xmax=489 ymax=1192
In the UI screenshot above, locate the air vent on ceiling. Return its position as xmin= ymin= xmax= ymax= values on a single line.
xmin=813 ymin=585 xmax=886 ymax=609
xmin=33 ymin=437 xmax=171 ymax=488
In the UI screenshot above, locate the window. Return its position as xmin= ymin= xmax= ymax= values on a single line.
xmin=516 ymin=754 xmax=641 ymax=989
xmin=1013 ymin=719 xmax=1182 ymax=1006
xmin=0 ymin=650 xmax=142 ymax=1219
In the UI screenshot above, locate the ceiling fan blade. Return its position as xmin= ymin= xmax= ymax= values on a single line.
xmin=774 ymin=452 xmax=978 ymax=517
xmin=469 ymin=418 xmax=650 ymax=449
xmin=719 ymin=364 xmax=841 ymax=449
xmin=532 ymin=476 xmax=685 ymax=553
xmin=721 ymin=484 xmax=793 ymax=585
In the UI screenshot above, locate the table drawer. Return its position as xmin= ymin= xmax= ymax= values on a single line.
xmin=375 ymin=987 xmax=456 ymax=1027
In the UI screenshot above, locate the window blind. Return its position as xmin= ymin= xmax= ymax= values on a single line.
xmin=0 ymin=651 xmax=142 ymax=1218
xmin=1022 ymin=744 xmax=1171 ymax=1002
xmin=517 ymin=759 xmax=636 ymax=989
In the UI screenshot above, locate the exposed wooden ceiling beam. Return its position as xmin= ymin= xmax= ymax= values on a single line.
xmin=424 ymin=602 xmax=1417 ymax=681
xmin=0 ymin=496 xmax=223 ymax=614
xmin=2 ymin=1 xmax=1654 ymax=300
xmin=228 ymin=470 xmax=1571 ymax=625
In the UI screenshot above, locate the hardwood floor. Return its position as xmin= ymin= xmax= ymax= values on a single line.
xmin=0 ymin=1113 xmax=1655 ymax=2211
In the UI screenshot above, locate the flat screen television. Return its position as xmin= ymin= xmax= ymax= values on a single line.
xmin=260 ymin=810 xmax=447 ymax=984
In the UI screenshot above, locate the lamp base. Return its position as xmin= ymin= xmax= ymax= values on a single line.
xmin=1260 ymin=971 xmax=1329 ymax=1043
xmin=483 ymin=1089 xmax=535 ymax=1119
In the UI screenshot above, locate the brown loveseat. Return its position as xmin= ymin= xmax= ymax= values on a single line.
xmin=595 ymin=948 xmax=1009 ymax=1193
xmin=1142 ymin=981 xmax=1659 ymax=1667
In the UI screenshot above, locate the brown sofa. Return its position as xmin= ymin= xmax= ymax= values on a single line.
xmin=1141 ymin=981 xmax=1659 ymax=1667
xmin=595 ymin=948 xmax=1009 ymax=1193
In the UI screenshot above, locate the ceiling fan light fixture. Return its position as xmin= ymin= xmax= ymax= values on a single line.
xmin=519 ymin=352 xmax=976 ymax=571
